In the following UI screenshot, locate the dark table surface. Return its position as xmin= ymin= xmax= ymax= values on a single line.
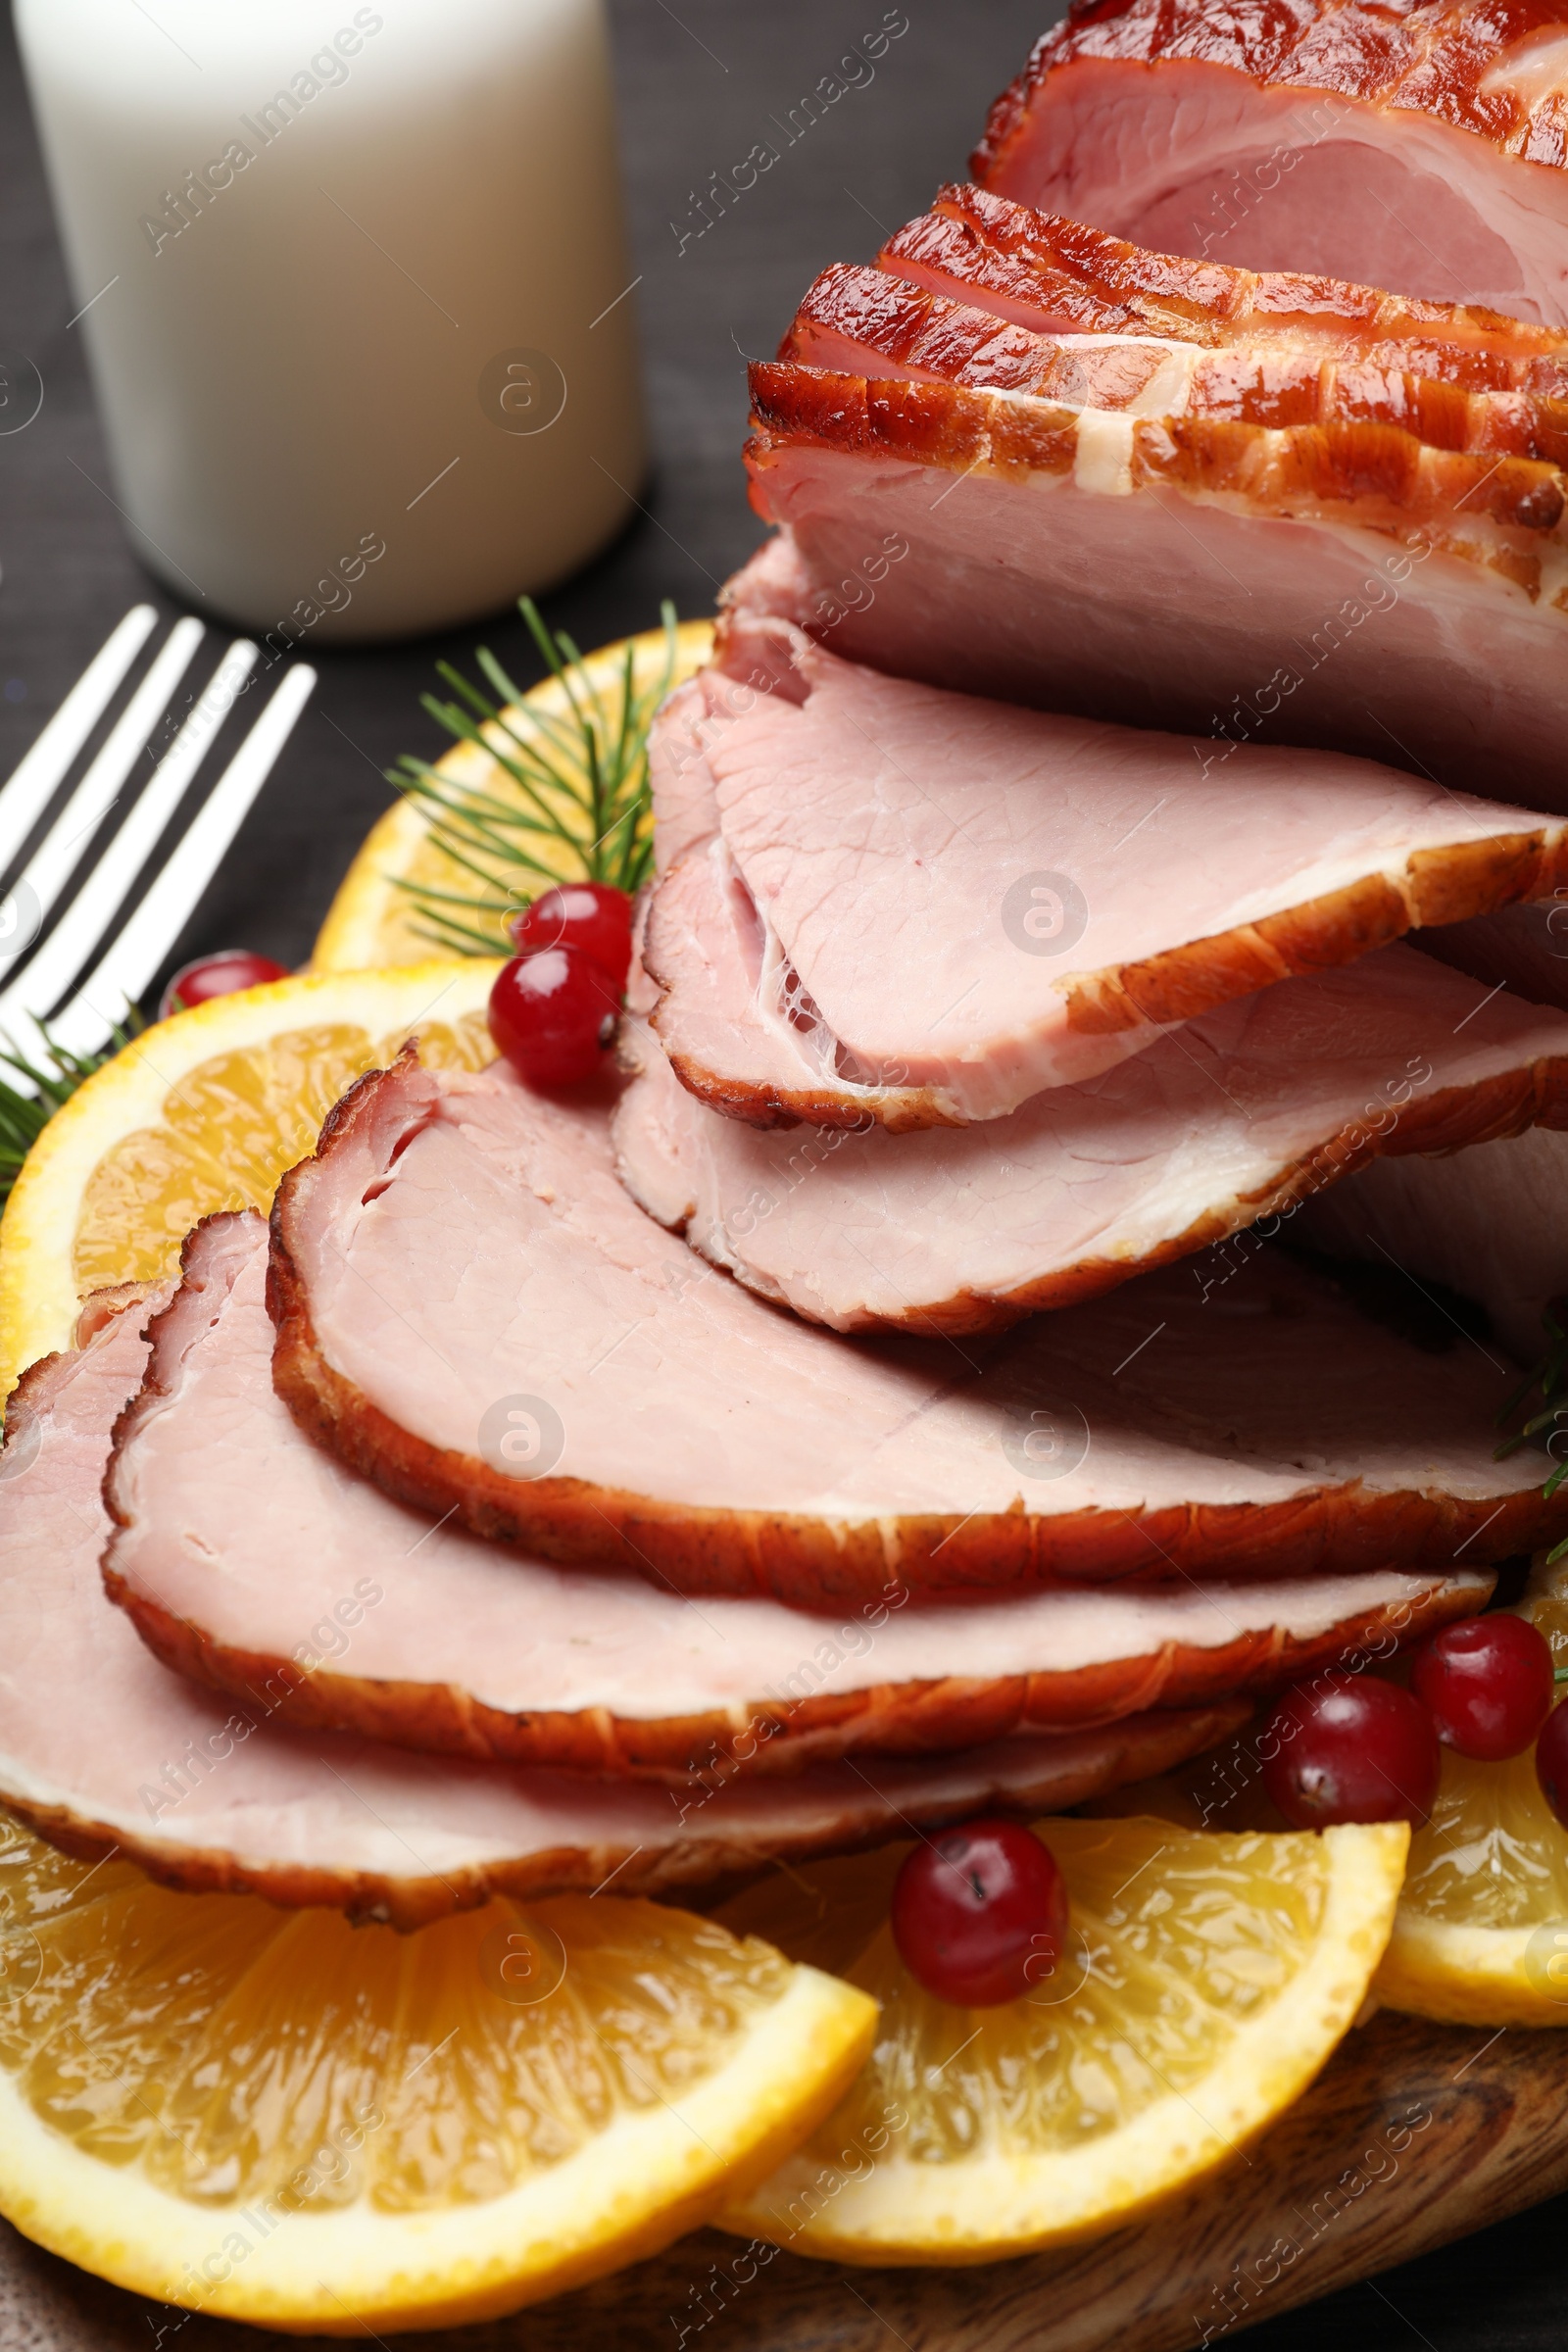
xmin=1 ymin=1 xmax=1564 ymax=2344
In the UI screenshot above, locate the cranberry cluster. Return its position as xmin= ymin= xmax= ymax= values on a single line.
xmin=887 ymin=1617 xmax=1567 ymax=2013
xmin=487 ymin=883 xmax=633 ymax=1088
xmin=1261 ymin=1615 xmax=1566 ymax=1832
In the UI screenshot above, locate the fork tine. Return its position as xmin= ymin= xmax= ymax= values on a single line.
xmin=0 ymin=606 xmax=160 ymax=873
xmin=4 ymin=617 xmax=206 ymax=937
xmin=45 ymin=662 xmax=317 ymax=1064
xmin=0 ymin=639 xmax=259 ymax=1026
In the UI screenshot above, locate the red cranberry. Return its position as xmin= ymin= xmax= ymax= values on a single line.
xmin=1538 ymin=1701 xmax=1568 ymax=1828
xmin=508 ymin=884 xmax=632 ymax=993
xmin=1410 ymin=1615 xmax=1555 ymax=1762
xmin=890 ymin=1819 xmax=1069 ymax=2007
xmin=1260 ymin=1672 xmax=1441 ymax=1830
xmin=159 ymin=951 xmax=290 ymax=1019
xmin=488 ymin=946 xmax=619 ymax=1089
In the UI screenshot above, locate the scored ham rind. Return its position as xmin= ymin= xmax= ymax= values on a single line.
xmin=614 ymin=949 xmax=1568 ymax=1332
xmin=879 ymin=185 xmax=1568 ymax=373
xmin=971 ymin=0 xmax=1568 ymax=324
xmin=267 ymin=1052 xmax=1568 ymax=1605
xmin=645 ymin=612 xmax=1568 ymax=1127
xmin=785 ymin=260 xmax=1568 ymax=460
xmin=740 ymin=362 xmax=1568 ymax=805
xmin=0 ymin=1295 xmax=1243 ymax=1929
xmin=107 ymin=1214 xmax=1490 ymax=1775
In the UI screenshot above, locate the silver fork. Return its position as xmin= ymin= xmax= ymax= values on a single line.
xmin=0 ymin=607 xmax=316 ymax=1085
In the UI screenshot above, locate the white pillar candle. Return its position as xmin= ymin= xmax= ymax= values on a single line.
xmin=16 ymin=0 xmax=647 ymax=643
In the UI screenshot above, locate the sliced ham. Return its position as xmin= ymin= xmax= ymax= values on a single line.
xmin=107 ymin=1213 xmax=1488 ymax=1775
xmin=740 ymin=359 xmax=1568 ymax=805
xmin=1298 ymin=1123 xmax=1568 ymax=1366
xmin=268 ymin=1052 xmax=1567 ymax=1606
xmin=786 ymin=258 xmax=1568 ymax=458
xmin=613 ymin=949 xmax=1568 ymax=1331
xmin=646 ymin=610 xmax=1568 ymax=1127
xmin=879 ymin=184 xmax=1568 ymax=374
xmin=972 ymin=0 xmax=1568 ymax=324
xmin=0 ymin=1294 xmax=1239 ymax=1929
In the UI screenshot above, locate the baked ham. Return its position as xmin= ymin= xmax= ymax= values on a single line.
xmin=268 ymin=1052 xmax=1567 ymax=1605
xmin=645 ymin=611 xmax=1568 ymax=1128
xmin=107 ymin=1213 xmax=1487 ymax=1775
xmin=614 ymin=947 xmax=1568 ymax=1331
xmin=972 ymin=0 xmax=1568 ymax=323
xmin=878 ymin=184 xmax=1568 ymax=375
xmin=787 ymin=257 xmax=1568 ymax=456
xmin=739 ymin=343 xmax=1568 ymax=803
xmin=0 ymin=1294 xmax=1239 ymax=1929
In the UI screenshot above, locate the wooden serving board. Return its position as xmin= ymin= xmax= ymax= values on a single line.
xmin=2 ymin=2008 xmax=1565 ymax=2350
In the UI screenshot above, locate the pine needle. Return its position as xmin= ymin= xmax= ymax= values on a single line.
xmin=0 ymin=1019 xmax=140 ymax=1207
xmin=389 ymin=597 xmax=679 ymax=955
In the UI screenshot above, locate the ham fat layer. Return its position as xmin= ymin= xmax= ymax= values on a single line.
xmin=107 ymin=1215 xmax=1486 ymax=1775
xmin=0 ymin=1294 xmax=1238 ymax=1926
xmin=973 ymin=2 xmax=1568 ymax=324
xmin=268 ymin=1053 xmax=1566 ymax=1606
xmin=615 ymin=949 xmax=1568 ymax=1331
xmin=647 ymin=612 xmax=1568 ymax=1127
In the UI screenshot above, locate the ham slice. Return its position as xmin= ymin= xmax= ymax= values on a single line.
xmin=740 ymin=355 xmax=1568 ymax=805
xmin=613 ymin=950 xmax=1568 ymax=1331
xmin=0 ymin=1294 xmax=1239 ymax=1929
xmin=972 ymin=1 xmax=1568 ymax=324
xmin=268 ymin=1052 xmax=1567 ymax=1605
xmin=879 ymin=184 xmax=1568 ymax=373
xmin=107 ymin=1214 xmax=1488 ymax=1774
xmin=786 ymin=257 xmax=1568 ymax=457
xmin=646 ymin=611 xmax=1568 ymax=1127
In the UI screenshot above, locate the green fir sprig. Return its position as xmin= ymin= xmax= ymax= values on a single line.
xmin=1494 ymin=1297 xmax=1568 ymax=1564
xmin=0 ymin=1022 xmax=140 ymax=1209
xmin=388 ymin=597 xmax=680 ymax=958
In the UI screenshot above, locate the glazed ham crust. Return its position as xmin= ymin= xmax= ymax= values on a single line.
xmin=786 ymin=262 xmax=1568 ymax=463
xmin=881 ymin=185 xmax=1568 ymax=371
xmin=745 ymin=179 xmax=1568 ymax=802
xmin=971 ymin=6 xmax=1568 ymax=320
xmin=975 ymin=4 xmax=1568 ymax=191
xmin=109 ymin=1215 xmax=1490 ymax=1777
xmin=268 ymin=1054 xmax=1568 ymax=1607
xmin=748 ymin=362 xmax=1568 ymax=556
xmin=2 ymin=1288 xmax=1244 ymax=1928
